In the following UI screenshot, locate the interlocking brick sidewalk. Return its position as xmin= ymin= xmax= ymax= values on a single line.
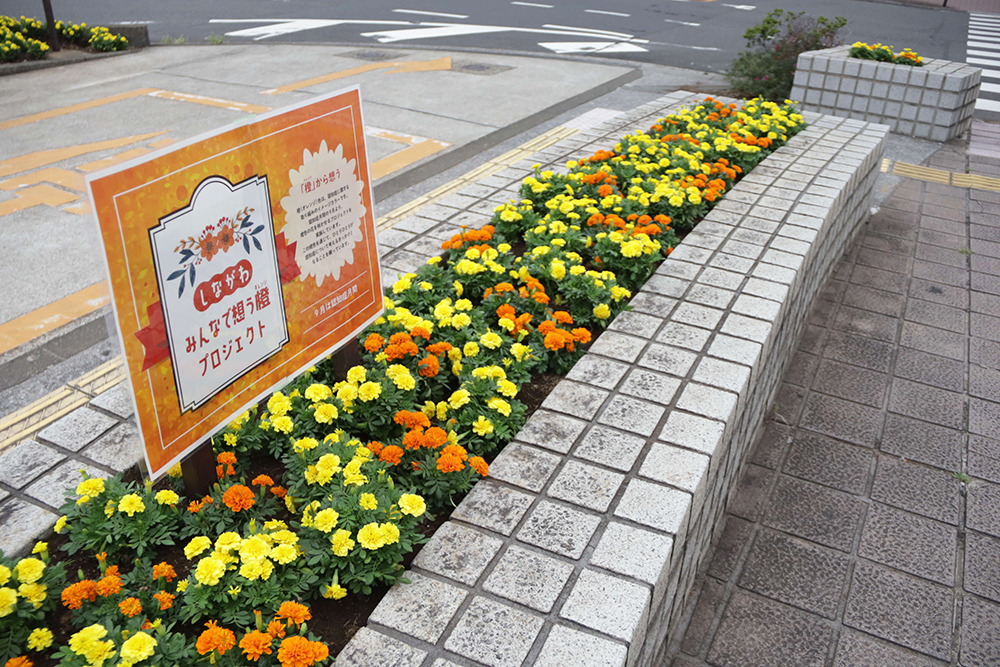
xmin=669 ymin=132 xmax=1000 ymax=666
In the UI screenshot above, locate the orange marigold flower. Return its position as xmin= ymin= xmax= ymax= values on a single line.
xmin=202 ymin=495 xmax=214 ymax=505
xmin=572 ymin=328 xmax=593 ymax=344
xmin=544 ymin=331 xmax=568 ymax=352
xmin=216 ymin=465 xmax=225 ymax=480
xmin=252 ymin=474 xmax=275 ymax=487
xmin=277 ymin=636 xmax=329 ymax=667
xmin=266 ymin=620 xmax=286 ymax=640
xmin=223 ymin=484 xmax=256 ymax=512
xmin=105 ymin=565 xmax=120 ymax=577
xmin=119 ymin=597 xmax=143 ymax=618
xmin=470 ymin=456 xmax=489 ymax=476
xmin=154 ymin=590 xmax=175 ymax=611
xmin=440 ymin=444 xmax=468 ymax=461
xmin=188 ymin=499 xmax=205 ymax=513
xmin=394 ymin=410 xmax=430 ymax=430
xmin=402 ymin=429 xmax=427 ymax=451
xmin=379 ymin=445 xmax=404 ymax=465
xmin=425 ymin=427 xmax=448 ymax=449
xmin=240 ymin=630 xmax=274 ymax=662
xmin=96 ymin=574 xmax=123 ymax=597
xmin=363 ymin=333 xmax=385 ymax=353
xmin=197 ymin=621 xmax=236 ymax=656
xmin=217 ymin=451 xmax=237 ymax=465
xmin=532 ymin=292 xmax=550 ymax=305
xmin=276 ymin=601 xmax=312 ymax=626
xmin=597 ymin=184 xmax=613 ymax=197
xmin=493 ymin=282 xmax=515 ymax=294
xmin=367 ymin=441 xmax=384 ymax=456
xmin=410 ymin=326 xmax=431 ymax=340
xmin=95 ymin=552 xmax=107 ymax=563
xmin=388 ymin=332 xmax=413 ymax=346
xmin=426 ymin=342 xmax=453 ymax=357
xmin=61 ymin=580 xmax=97 ymax=610
xmin=436 ymin=454 xmax=464 ymax=473
xmin=4 ymin=657 xmax=32 ymax=667
xmin=270 ymin=486 xmax=288 ymax=498
xmin=418 ymin=355 xmax=440 ymax=378
xmin=537 ymin=320 xmax=556 ymax=335
xmin=553 ymin=311 xmax=573 ymax=325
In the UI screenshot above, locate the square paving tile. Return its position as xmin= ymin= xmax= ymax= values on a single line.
xmin=0 ymin=440 xmax=65 ymax=489
xmin=783 ymin=430 xmax=872 ymax=495
xmin=444 ymin=597 xmax=543 ymax=667
xmin=908 ymin=277 xmax=969 ymax=309
xmin=547 ymin=460 xmax=624 ymax=513
xmin=488 ymin=443 xmax=561 ymax=493
xmin=750 ymin=421 xmax=791 ymax=470
xmin=961 ymin=594 xmax=1000 ymax=667
xmin=784 ymin=351 xmax=820 ymax=388
xmin=834 ymin=628 xmax=947 ymax=667
xmin=739 ymin=529 xmax=850 ymax=619
xmin=880 ymin=413 xmax=963 ymax=470
xmin=517 ymin=500 xmax=600 ymax=559
xmin=892 ymin=347 xmax=965 ymax=394
xmin=800 ymin=393 xmax=882 ymax=447
xmin=619 ymin=369 xmax=682 ymax=406
xmin=572 ymin=425 xmax=646 ymax=473
xmin=597 ymin=394 xmax=666 ymax=437
xmin=412 ymin=522 xmax=503 ymax=586
xmin=540 ymin=380 xmax=609 ymax=420
xmin=614 ymin=478 xmax=691 ymax=535
xmin=483 ymin=545 xmax=573 ymax=613
xmin=813 ymin=359 xmax=889 ymax=408
xmin=451 ymin=482 xmax=533 ymax=536
xmin=831 ymin=305 xmax=899 ymax=342
xmin=887 ymin=378 xmax=965 ymax=430
xmin=850 ymin=264 xmax=908 ymax=294
xmin=871 ymin=456 xmax=961 ymax=525
xmin=369 ymin=571 xmax=466 ymax=643
xmin=965 ymin=530 xmax=1000 ymax=604
xmin=24 ymin=460 xmax=108 ymax=509
xmin=37 ymin=407 xmax=117 ymax=452
xmin=707 ymin=591 xmax=831 ymax=667
xmin=971 ymin=365 xmax=1000 ymax=403
xmin=844 ymin=561 xmax=953 ymax=660
xmin=904 ymin=298 xmax=968 ymax=334
xmin=591 ymin=522 xmax=673 ymax=586
xmin=681 ymin=578 xmax=725 ymax=656
xmin=763 ymin=476 xmax=864 ymax=552
xmin=858 ymin=502 xmax=957 ymax=586
xmin=842 ymin=284 xmax=905 ymax=317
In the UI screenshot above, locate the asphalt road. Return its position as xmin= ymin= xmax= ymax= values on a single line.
xmin=8 ymin=0 xmax=970 ymax=72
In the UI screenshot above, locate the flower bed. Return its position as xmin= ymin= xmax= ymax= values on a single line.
xmin=0 ymin=96 xmax=806 ymax=667
xmin=790 ymin=44 xmax=980 ymax=141
xmin=0 ymin=15 xmax=128 ymax=64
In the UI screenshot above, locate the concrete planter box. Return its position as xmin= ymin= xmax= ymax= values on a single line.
xmin=790 ymin=45 xmax=980 ymax=142
xmin=342 ymin=92 xmax=888 ymax=667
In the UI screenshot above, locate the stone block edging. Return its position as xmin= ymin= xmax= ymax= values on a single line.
xmin=343 ymin=93 xmax=889 ymax=667
xmin=790 ymin=45 xmax=980 ymax=142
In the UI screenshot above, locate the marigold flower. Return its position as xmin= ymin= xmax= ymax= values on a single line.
xmin=61 ymin=580 xmax=97 ymax=610
xmin=15 ymin=559 xmax=44 ymax=585
xmin=154 ymin=590 xmax=175 ymax=610
xmin=120 ymin=631 xmax=157 ymax=663
xmin=240 ymin=630 xmax=274 ymax=662
xmin=4 ymin=656 xmax=33 ymax=667
xmin=359 ymin=493 xmax=378 ymax=510
xmin=217 ymin=451 xmax=238 ymax=466
xmin=271 ymin=486 xmax=288 ymax=498
xmin=277 ymin=636 xmax=329 ymax=667
xmin=417 ymin=355 xmax=440 ymax=377
xmin=194 ymin=557 xmax=226 ymax=586
xmin=357 ymin=523 xmax=386 ymax=550
xmin=399 ymin=494 xmax=426 ymax=517
xmin=154 ymin=489 xmax=179 ymax=506
xmin=118 ymin=596 xmax=143 ymax=618
xmin=252 ymin=474 xmax=275 ymax=487
xmin=185 ymin=536 xmax=212 ymax=560
xmin=196 ymin=621 xmax=236 ymax=656
xmin=95 ymin=574 xmax=122 ymax=597
xmin=379 ymin=445 xmax=404 ymax=465
xmin=118 ymin=493 xmax=146 ymax=516
xmin=152 ymin=562 xmax=178 ymax=582
xmin=276 ymin=601 xmax=312 ymax=626
xmin=436 ymin=453 xmax=464 ymax=473
xmin=223 ymin=484 xmax=256 ymax=512
xmin=26 ymin=627 xmax=53 ymax=651
xmin=363 ymin=333 xmax=385 ymax=352
xmin=187 ymin=499 xmax=205 ymax=513
xmin=266 ymin=620 xmax=286 ymax=639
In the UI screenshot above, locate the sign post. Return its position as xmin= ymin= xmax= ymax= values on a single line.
xmin=88 ymin=86 xmax=384 ymax=481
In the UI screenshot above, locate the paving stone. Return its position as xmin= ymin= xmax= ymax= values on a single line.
xmin=774 ymin=383 xmax=807 ymax=424
xmin=658 ymin=411 xmax=726 ymax=459
xmin=0 ymin=440 xmax=65 ymax=489
xmin=595 ymin=393 xmax=665 ymax=437
xmin=730 ymin=464 xmax=775 ymax=522
xmin=842 ymin=284 xmax=905 ymax=317
xmin=871 ymin=456 xmax=961 ymax=525
xmin=369 ymin=571 xmax=466 ymax=643
xmin=965 ymin=530 xmax=1000 ymax=604
xmin=535 ymin=624 xmax=627 ymax=667
xmin=833 ymin=627 xmax=947 ymax=667
xmin=656 ymin=321 xmax=712 ymax=352
xmin=548 ymin=460 xmax=624 ymax=512
xmin=89 ymin=383 xmax=135 ymax=419
xmin=82 ymin=422 xmax=142 ymax=473
xmin=972 ymin=338 xmax=1000 ymax=369
xmin=483 ymin=545 xmax=573 ymax=613
xmin=24 ymin=460 xmax=108 ymax=510
xmin=739 ymin=529 xmax=850 ymax=619
xmin=572 ymin=425 xmax=646 ymax=473
xmin=800 ymin=393 xmax=882 ymax=447
xmin=844 ymin=561 xmax=952 ymax=660
xmin=707 ymin=590 xmax=831 ymax=667
xmin=764 ymin=476 xmax=864 ymax=552
xmin=0 ymin=498 xmax=57 ymax=557
xmin=591 ymin=521 xmax=673 ymax=586
xmin=913 ymin=259 xmax=968 ymax=288
xmin=970 ymin=397 xmax=1000 ymax=441
xmin=970 ymin=435 xmax=1000 ymax=484
xmin=971 ymin=365 xmax=1000 ymax=403
xmin=693 ymin=357 xmax=751 ymax=396
xmin=708 ymin=516 xmax=754 ymax=581
xmin=750 ymin=421 xmax=791 ymax=469
xmin=488 ymin=442 xmax=561 ymax=492
xmin=880 ymin=413 xmax=963 ymax=470
xmin=619 ymin=369 xmax=682 ymax=406
xmin=451 ymin=482 xmax=533 ymax=536
xmin=894 ymin=347 xmax=965 ymax=394
xmin=335 ymin=628 xmax=426 ymax=667
xmin=37 ymin=407 xmax=117 ymax=452
xmin=783 ymin=430 xmax=871 ymax=494
xmin=859 ymin=502 xmax=957 ymax=586
xmin=905 ymin=298 xmax=968 ymax=334
xmin=900 ymin=321 xmax=967 ymax=362
xmin=968 ymin=481 xmax=1000 ymax=538
xmin=640 ymin=443 xmax=709 ymax=495
xmin=962 ymin=594 xmax=1000 ymax=667
xmin=909 ymin=277 xmax=969 ymax=308
xmin=560 ymin=568 xmax=651 ymax=644
xmin=831 ymin=305 xmax=899 ymax=342
xmin=444 ymin=597 xmax=543 ymax=667
xmin=590 ymin=331 xmax=648 ymax=363
xmin=720 ymin=313 xmax=773 ymax=344
xmin=813 ymin=359 xmax=888 ymax=408
xmin=412 ymin=522 xmax=504 ymax=586
xmin=821 ymin=330 xmax=893 ymax=372
xmin=566 ymin=355 xmax=630 ymax=390
xmin=673 ymin=302 xmax=725 ymax=330
xmin=887 ymin=378 xmax=965 ymax=430
xmin=638 ymin=344 xmax=699 ymax=378
xmin=614 ymin=478 xmax=691 ymax=535
xmin=608 ymin=310 xmax=663 ymax=339
xmin=681 ymin=577 xmax=724 ymax=655
xmin=707 ymin=335 xmax=762 ymax=367
xmin=540 ymin=380 xmax=609 ymax=420
xmin=518 ymin=500 xmax=600 ymax=558
xmin=676 ymin=383 xmax=737 ymax=423
xmin=517 ymin=409 xmax=587 ymax=454
xmin=850 ymin=264 xmax=909 ymax=294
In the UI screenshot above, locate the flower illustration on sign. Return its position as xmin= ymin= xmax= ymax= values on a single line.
xmin=166 ymin=207 xmax=265 ymax=298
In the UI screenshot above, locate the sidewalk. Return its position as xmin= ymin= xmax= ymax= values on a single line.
xmin=669 ymin=124 xmax=1000 ymax=666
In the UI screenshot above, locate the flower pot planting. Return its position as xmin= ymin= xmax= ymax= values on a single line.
xmin=0 ymin=15 xmax=128 ymax=64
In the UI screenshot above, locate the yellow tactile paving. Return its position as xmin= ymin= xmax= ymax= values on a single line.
xmin=883 ymin=159 xmax=1000 ymax=192
xmin=0 ymin=282 xmax=110 ymax=356
xmin=261 ymin=57 xmax=453 ymax=96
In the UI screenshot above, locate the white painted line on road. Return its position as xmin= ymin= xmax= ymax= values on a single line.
xmin=543 ymin=23 xmax=634 ymax=38
xmin=538 ymin=41 xmax=646 ymax=53
xmin=662 ymin=43 xmax=721 ymax=51
xmin=585 ymin=9 xmax=630 ymax=17
xmin=971 ymin=19 xmax=1000 ymax=27
xmin=393 ymin=9 xmax=469 ymax=19
xmin=971 ymin=14 xmax=1000 ymax=21
xmin=970 ymin=28 xmax=1000 ymax=37
xmin=512 ymin=1 xmax=553 ymax=6
xmin=209 ymin=18 xmax=412 ymax=40
xmin=967 ymin=56 xmax=1000 ymax=68
xmin=362 ymin=21 xmax=647 ymax=43
xmin=967 ymin=49 xmax=1000 ymax=58
xmin=722 ymin=4 xmax=756 ymax=10
xmin=976 ymin=98 xmax=1000 ymax=112
xmin=663 ymin=18 xmax=701 ymax=26
xmin=980 ymin=69 xmax=1000 ymax=79
xmin=969 ymin=41 xmax=1000 ymax=50
xmin=981 ymin=81 xmax=1000 ymax=93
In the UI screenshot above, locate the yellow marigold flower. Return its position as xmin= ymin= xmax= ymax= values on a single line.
xmin=118 ymin=493 xmax=145 ymax=517
xmin=472 ymin=416 xmax=494 ymax=436
xmin=358 ymin=381 xmax=382 ymax=402
xmin=480 ymin=331 xmax=503 ymax=349
xmin=313 ymin=509 xmax=339 ymax=533
xmin=313 ymin=402 xmax=339 ymax=423
xmin=69 ymin=624 xmax=115 ymax=664
xmin=380 ymin=523 xmax=401 ymax=545
xmin=15 ymin=558 xmax=44 ymax=585
xmin=27 ymin=627 xmax=54 ymax=651
xmin=357 ymin=523 xmax=386 ymax=550
xmin=215 ymin=532 xmax=243 ymax=553
xmin=346 ymin=366 xmax=367 ymax=385
xmin=0 ymin=587 xmax=16 ymax=617
xmin=323 ymin=584 xmax=348 ymax=599
xmin=293 ymin=437 xmax=319 ymax=453
xmin=463 ymin=342 xmax=480 ymax=358
xmin=488 ymin=397 xmax=512 ymax=417
xmin=224 ymin=432 xmax=238 ymax=447
xmin=398 ymin=494 xmax=426 ymax=517
xmin=452 ymin=313 xmax=472 ymax=328
xmin=155 ymin=490 xmax=179 ymax=506
xmin=449 ymin=389 xmax=471 ymax=410
xmin=271 ymin=415 xmax=294 ymax=434
xmin=0 ymin=566 xmax=8 ymax=586
xmin=53 ymin=516 xmax=67 ymax=534
xmin=184 ymin=536 xmax=212 ymax=560
xmin=176 ymin=580 xmax=189 ymax=592
xmin=304 ymin=383 xmax=332 ymax=402
xmin=18 ymin=583 xmax=46 ymax=609
xmin=359 ymin=493 xmax=378 ymax=510
xmin=194 ymin=557 xmax=226 ymax=586
xmin=267 ymin=392 xmax=291 ymax=416
xmin=76 ymin=478 xmax=105 ymax=498
xmin=270 ymin=529 xmax=298 ymax=545
xmin=269 ymin=544 xmax=297 ymax=565
xmin=331 ymin=529 xmax=355 ymax=557
xmin=239 ymin=536 xmax=270 ymax=562
xmin=120 ymin=631 xmax=156 ymax=663
xmin=239 ymin=559 xmax=265 ymax=581
xmin=593 ymin=303 xmax=611 ymax=320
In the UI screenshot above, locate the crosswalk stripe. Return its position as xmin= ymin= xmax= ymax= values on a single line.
xmin=981 ymin=69 xmax=1000 ymax=79
xmin=967 ymin=16 xmax=1000 ymax=116
xmin=971 ymin=15 xmax=1000 ymax=22
xmin=968 ymin=48 xmax=1000 ymax=58
xmin=981 ymin=82 xmax=1000 ymax=94
xmin=969 ymin=41 xmax=1000 ymax=50
xmin=967 ymin=56 xmax=1000 ymax=67
xmin=976 ymin=98 xmax=1000 ymax=112
xmin=969 ymin=29 xmax=1000 ymax=37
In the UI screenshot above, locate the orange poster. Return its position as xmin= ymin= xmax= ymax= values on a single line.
xmin=87 ymin=86 xmax=383 ymax=479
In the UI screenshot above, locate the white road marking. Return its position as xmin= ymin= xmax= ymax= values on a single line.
xmin=969 ymin=41 xmax=1000 ymax=49
xmin=538 ymin=41 xmax=646 ymax=53
xmin=585 ymin=9 xmax=630 ymax=17
xmin=663 ymin=18 xmax=701 ymax=26
xmin=967 ymin=56 xmax=1000 ymax=68
xmin=392 ymin=9 xmax=469 ymax=19
xmin=209 ymin=18 xmax=410 ymax=40
xmin=981 ymin=81 xmax=1000 ymax=93
xmin=967 ymin=49 xmax=1000 ymax=58
xmin=512 ymin=1 xmax=553 ymax=6
xmin=975 ymin=97 xmax=1000 ymax=112
xmin=980 ymin=69 xmax=1000 ymax=79
xmin=970 ymin=28 xmax=1000 ymax=36
xmin=362 ymin=22 xmax=649 ymax=43
xmin=971 ymin=15 xmax=1000 ymax=22
xmin=722 ymin=4 xmax=756 ymax=10
xmin=543 ymin=23 xmax=634 ymax=38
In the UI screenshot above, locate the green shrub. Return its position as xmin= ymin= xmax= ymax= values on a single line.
xmin=89 ymin=26 xmax=128 ymax=52
xmin=726 ymin=9 xmax=846 ymax=101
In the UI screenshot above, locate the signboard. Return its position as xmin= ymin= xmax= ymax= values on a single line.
xmin=87 ymin=86 xmax=384 ymax=479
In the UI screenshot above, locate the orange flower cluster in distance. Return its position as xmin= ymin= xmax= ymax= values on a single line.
xmin=441 ymin=224 xmax=496 ymax=252
xmin=61 ymin=567 xmax=123 ymax=610
xmin=538 ymin=316 xmax=591 ymax=353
